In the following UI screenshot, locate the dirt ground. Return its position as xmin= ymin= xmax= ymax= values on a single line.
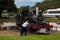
xmin=0 ymin=30 xmax=20 ymax=36
xmin=0 ymin=30 xmax=60 ymax=36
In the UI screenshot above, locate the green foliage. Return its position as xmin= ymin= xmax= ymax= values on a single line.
xmin=2 ymin=10 xmax=8 ymax=13
xmin=31 ymin=6 xmax=36 ymax=10
xmin=35 ymin=0 xmax=60 ymax=11
xmin=0 ymin=0 xmax=17 ymax=12
xmin=20 ymin=6 xmax=29 ymax=10
xmin=19 ymin=6 xmax=29 ymax=14
xmin=35 ymin=2 xmax=41 ymax=7
xmin=0 ymin=0 xmax=17 ymax=18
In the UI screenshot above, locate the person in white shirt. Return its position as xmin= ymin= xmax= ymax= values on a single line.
xmin=21 ymin=21 xmax=29 ymax=35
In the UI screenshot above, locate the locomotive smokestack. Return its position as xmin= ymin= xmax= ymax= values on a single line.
xmin=36 ymin=7 xmax=39 ymax=21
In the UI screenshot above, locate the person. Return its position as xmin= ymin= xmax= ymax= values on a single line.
xmin=21 ymin=21 xmax=29 ymax=35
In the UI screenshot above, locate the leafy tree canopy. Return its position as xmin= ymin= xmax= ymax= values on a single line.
xmin=35 ymin=0 xmax=60 ymax=12
xmin=0 ymin=0 xmax=17 ymax=12
xmin=0 ymin=0 xmax=18 ymax=18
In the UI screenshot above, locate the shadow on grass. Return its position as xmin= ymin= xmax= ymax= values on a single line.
xmin=36 ymin=33 xmax=50 ymax=35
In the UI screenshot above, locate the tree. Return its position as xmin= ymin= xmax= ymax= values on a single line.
xmin=0 ymin=0 xmax=17 ymax=18
xmin=19 ymin=6 xmax=30 ymax=20
xmin=35 ymin=0 xmax=60 ymax=12
xmin=19 ymin=6 xmax=30 ymax=16
xmin=19 ymin=6 xmax=29 ymax=11
xmin=35 ymin=2 xmax=41 ymax=7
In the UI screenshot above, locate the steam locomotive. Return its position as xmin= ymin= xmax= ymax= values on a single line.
xmin=16 ymin=9 xmax=53 ymax=34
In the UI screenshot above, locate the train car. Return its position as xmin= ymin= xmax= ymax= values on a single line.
xmin=43 ymin=8 xmax=60 ymax=17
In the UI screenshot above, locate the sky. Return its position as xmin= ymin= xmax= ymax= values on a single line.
xmin=15 ymin=0 xmax=44 ymax=8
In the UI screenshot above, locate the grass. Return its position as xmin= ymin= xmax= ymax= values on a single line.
xmin=0 ymin=33 xmax=60 ymax=40
xmin=0 ymin=18 xmax=16 ymax=22
xmin=45 ymin=18 xmax=60 ymax=24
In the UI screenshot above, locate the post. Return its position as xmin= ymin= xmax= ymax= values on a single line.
xmin=56 ymin=27 xmax=57 ymax=31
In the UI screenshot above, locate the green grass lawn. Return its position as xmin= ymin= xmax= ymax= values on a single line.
xmin=0 ymin=33 xmax=60 ymax=40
